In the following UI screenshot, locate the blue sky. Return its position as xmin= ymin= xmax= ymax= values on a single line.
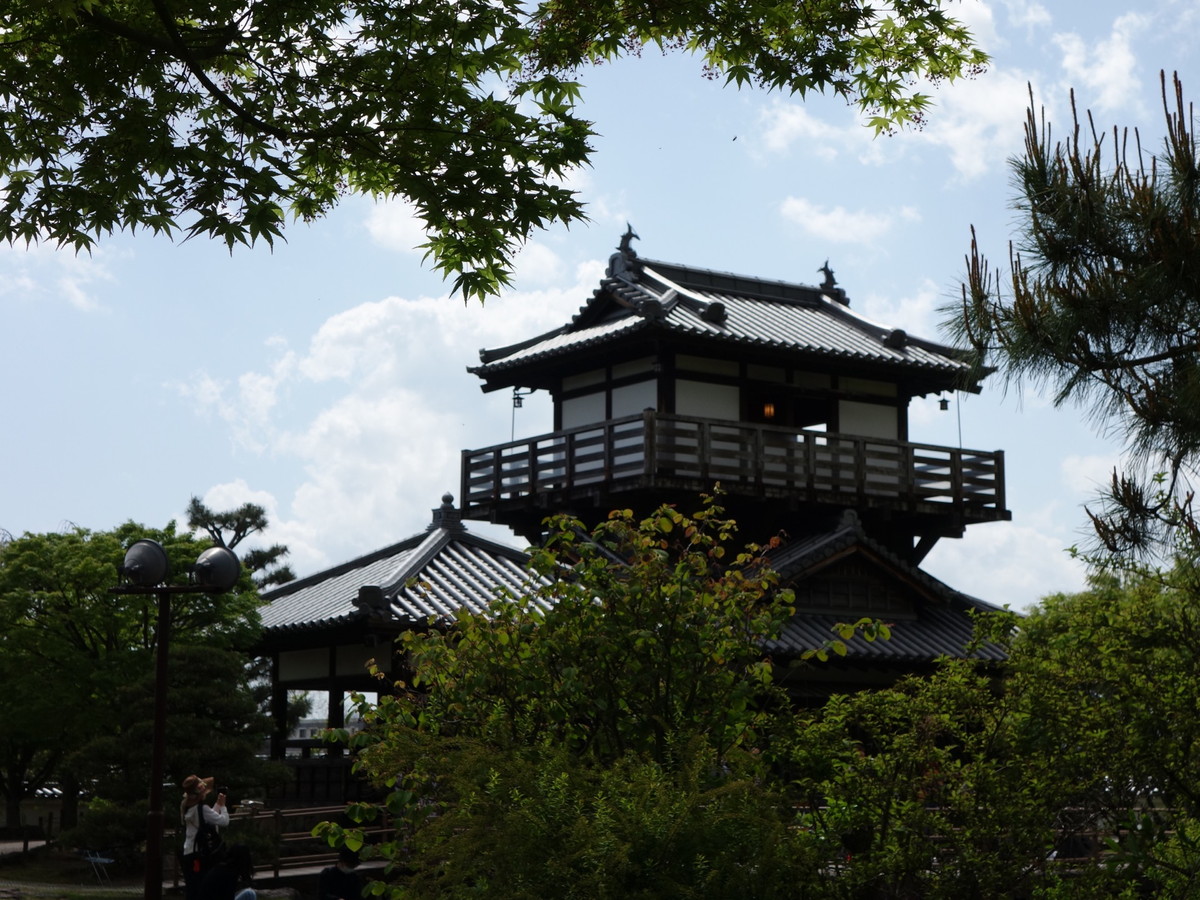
xmin=2 ymin=0 xmax=1197 ymax=611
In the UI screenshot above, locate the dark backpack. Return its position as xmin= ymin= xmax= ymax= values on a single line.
xmin=190 ymin=804 xmax=225 ymax=864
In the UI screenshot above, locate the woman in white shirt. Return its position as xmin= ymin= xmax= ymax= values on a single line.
xmin=180 ymin=775 xmax=230 ymax=900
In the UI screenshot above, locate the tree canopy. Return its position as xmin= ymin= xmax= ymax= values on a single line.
xmin=1 ymin=0 xmax=987 ymax=299
xmin=0 ymin=521 xmax=276 ymax=853
xmin=947 ymin=72 xmax=1200 ymax=558
xmin=320 ymin=501 xmax=808 ymax=896
xmin=186 ymin=495 xmax=295 ymax=588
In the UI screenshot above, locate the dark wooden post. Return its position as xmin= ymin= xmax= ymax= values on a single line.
xmin=993 ymin=450 xmax=1006 ymax=512
xmin=643 ymin=409 xmax=656 ymax=480
xmin=950 ymin=449 xmax=965 ymax=513
xmin=145 ymin=589 xmax=171 ymax=900
xmin=270 ymin=658 xmax=288 ymax=760
xmin=903 ymin=443 xmax=916 ymax=509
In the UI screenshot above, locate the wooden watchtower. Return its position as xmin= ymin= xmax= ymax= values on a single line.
xmin=461 ymin=230 xmax=1010 ymax=565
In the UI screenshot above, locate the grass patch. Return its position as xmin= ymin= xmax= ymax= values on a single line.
xmin=0 ymin=845 xmax=149 ymax=893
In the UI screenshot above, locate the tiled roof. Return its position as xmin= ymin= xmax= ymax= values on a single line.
xmin=472 ymin=254 xmax=979 ymax=386
xmin=259 ymin=495 xmax=542 ymax=635
xmin=765 ymin=511 xmax=1007 ymax=663
xmin=769 ymin=604 xmax=1005 ymax=664
xmin=259 ymin=500 xmax=1003 ymax=665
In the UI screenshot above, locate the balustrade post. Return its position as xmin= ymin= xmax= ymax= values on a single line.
xmin=903 ymin=444 xmax=916 ymax=508
xmin=951 ymin=449 xmax=964 ymax=511
xmin=460 ymin=450 xmax=472 ymax=512
xmin=803 ymin=432 xmax=816 ymax=493
xmin=528 ymin=438 xmax=539 ymax=497
xmin=993 ymin=450 xmax=1006 ymax=512
xmin=853 ymin=438 xmax=866 ymax=502
xmin=643 ymin=409 xmax=656 ymax=479
xmin=491 ymin=449 xmax=503 ymax=504
xmin=566 ymin=430 xmax=577 ymax=488
xmin=752 ymin=426 xmax=764 ymax=489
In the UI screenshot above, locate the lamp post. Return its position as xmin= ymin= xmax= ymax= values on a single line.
xmin=112 ymin=540 xmax=240 ymax=900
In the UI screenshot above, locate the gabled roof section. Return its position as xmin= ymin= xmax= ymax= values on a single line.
xmin=765 ymin=510 xmax=1007 ymax=663
xmin=471 ymin=231 xmax=985 ymax=391
xmin=259 ymin=494 xmax=541 ymax=636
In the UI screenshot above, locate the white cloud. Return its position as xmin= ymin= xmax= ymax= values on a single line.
xmin=365 ymin=198 xmax=427 ymax=254
xmin=0 ymin=270 xmax=37 ymax=298
xmin=923 ymin=519 xmax=1089 ymax=612
xmin=780 ymin=197 xmax=919 ymax=245
xmin=0 ymin=242 xmax=116 ymax=311
xmin=177 ymin=350 xmax=299 ymax=453
xmin=189 ymin=262 xmax=606 ymax=576
xmin=757 ymin=65 xmax=1034 ymax=183
xmin=513 ymin=241 xmax=568 ymax=287
xmin=1002 ymin=0 xmax=1052 ymax=30
xmin=909 ymin=68 xmax=1036 ymax=180
xmin=1060 ymin=453 xmax=1121 ymax=497
xmin=1053 ymin=13 xmax=1148 ymax=113
xmin=758 ymin=104 xmax=842 ymax=158
xmin=950 ymin=0 xmax=999 ymax=49
xmin=282 ymin=389 xmax=464 ymax=562
xmin=194 ymin=479 xmax=279 ymax=517
xmin=860 ymin=279 xmax=942 ymax=339
xmin=755 ymin=100 xmax=887 ymax=166
xmin=177 ymin=372 xmax=227 ymax=416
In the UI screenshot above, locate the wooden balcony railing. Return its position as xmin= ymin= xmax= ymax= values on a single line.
xmin=461 ymin=410 xmax=1008 ymax=525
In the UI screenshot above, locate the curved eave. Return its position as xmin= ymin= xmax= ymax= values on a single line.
xmin=256 ymin=606 xmax=373 ymax=640
xmin=766 ymin=512 xmax=1008 ymax=663
xmin=471 ymin=303 xmax=981 ymax=394
xmin=767 ymin=607 xmax=1008 ymax=664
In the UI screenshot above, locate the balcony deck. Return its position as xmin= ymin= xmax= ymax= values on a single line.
xmin=462 ymin=411 xmax=1009 ymax=539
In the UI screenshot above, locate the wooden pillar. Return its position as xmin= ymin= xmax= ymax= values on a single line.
xmin=269 ymin=655 xmax=288 ymax=759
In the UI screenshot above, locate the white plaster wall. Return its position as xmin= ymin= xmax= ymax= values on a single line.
xmin=278 ymin=648 xmax=327 ymax=682
xmin=612 ymin=380 xmax=657 ymax=418
xmin=336 ymin=643 xmax=383 ymax=676
xmin=838 ymin=400 xmax=898 ymax=438
xmin=561 ymin=391 xmax=607 ymax=429
xmin=675 ymin=380 xmax=740 ymax=420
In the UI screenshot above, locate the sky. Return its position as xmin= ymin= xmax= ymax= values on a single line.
xmin=2 ymin=0 xmax=1197 ymax=612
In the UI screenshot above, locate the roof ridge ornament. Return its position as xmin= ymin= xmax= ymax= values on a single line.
xmin=354 ymin=584 xmax=389 ymax=615
xmin=639 ymin=263 xmax=728 ymax=325
xmin=428 ymin=492 xmax=465 ymax=532
xmin=819 ymin=260 xmax=849 ymax=306
xmin=606 ymin=224 xmax=643 ymax=280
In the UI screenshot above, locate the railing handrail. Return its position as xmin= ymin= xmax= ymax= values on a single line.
xmin=461 ymin=411 xmax=1007 ymax=518
xmin=462 ymin=411 xmax=997 ymax=463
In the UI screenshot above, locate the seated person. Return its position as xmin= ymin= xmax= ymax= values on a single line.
xmin=198 ymin=843 xmax=256 ymax=900
xmin=319 ymin=847 xmax=363 ymax=900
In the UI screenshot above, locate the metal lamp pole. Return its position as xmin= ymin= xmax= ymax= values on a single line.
xmin=112 ymin=542 xmax=240 ymax=900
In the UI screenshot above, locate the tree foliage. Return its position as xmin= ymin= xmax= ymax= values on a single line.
xmin=400 ymin=502 xmax=795 ymax=763
xmin=770 ymin=584 xmax=1200 ymax=898
xmin=1 ymin=0 xmax=986 ymax=299
xmin=779 ymin=661 xmax=1095 ymax=899
xmin=1010 ymin=566 xmax=1200 ymax=895
xmin=947 ymin=72 xmax=1200 ymax=558
xmin=186 ymin=495 xmax=295 ymax=588
xmin=319 ymin=500 xmax=805 ymax=896
xmin=0 ymin=521 xmax=275 ymax=849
